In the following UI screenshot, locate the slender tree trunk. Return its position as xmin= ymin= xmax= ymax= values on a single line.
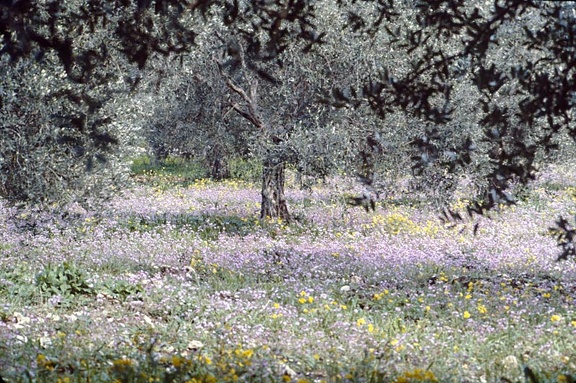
xmin=215 ymin=60 xmax=290 ymax=220
xmin=260 ymin=156 xmax=290 ymax=221
xmin=210 ymin=156 xmax=229 ymax=180
xmin=208 ymin=144 xmax=230 ymax=180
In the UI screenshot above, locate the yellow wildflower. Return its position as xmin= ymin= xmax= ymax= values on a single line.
xmin=395 ymin=368 xmax=437 ymax=383
xmin=172 ymin=355 xmax=185 ymax=368
xmin=37 ymin=353 xmax=56 ymax=371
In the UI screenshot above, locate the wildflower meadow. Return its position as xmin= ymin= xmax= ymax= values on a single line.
xmin=1 ymin=160 xmax=576 ymax=383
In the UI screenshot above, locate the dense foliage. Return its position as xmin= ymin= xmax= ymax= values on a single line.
xmin=324 ymin=2 xmax=576 ymax=255
xmin=1 ymin=1 xmax=576 ymax=248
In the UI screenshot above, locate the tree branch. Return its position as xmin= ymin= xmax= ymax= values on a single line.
xmin=215 ymin=58 xmax=266 ymax=129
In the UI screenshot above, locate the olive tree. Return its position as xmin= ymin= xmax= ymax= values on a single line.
xmin=0 ymin=0 xmax=320 ymax=211
xmin=212 ymin=13 xmax=386 ymax=219
xmin=143 ymin=53 xmax=249 ymax=180
xmin=0 ymin=11 xmax=144 ymax=208
xmin=324 ymin=0 xmax=576 ymax=256
xmin=143 ymin=5 xmax=374 ymax=219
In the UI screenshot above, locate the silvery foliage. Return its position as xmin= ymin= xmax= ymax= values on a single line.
xmin=142 ymin=39 xmax=250 ymax=176
xmin=143 ymin=5 xmax=362 ymax=185
xmin=0 ymin=0 xmax=323 ymax=223
xmin=0 ymin=5 xmax=146 ymax=209
xmin=325 ymin=1 xmax=576 ymax=208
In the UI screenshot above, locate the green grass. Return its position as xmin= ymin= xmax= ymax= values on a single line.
xmin=130 ymin=155 xmax=264 ymax=187
xmin=131 ymin=155 xmax=208 ymax=187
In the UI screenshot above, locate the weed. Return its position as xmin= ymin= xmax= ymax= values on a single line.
xmin=36 ymin=262 xmax=94 ymax=297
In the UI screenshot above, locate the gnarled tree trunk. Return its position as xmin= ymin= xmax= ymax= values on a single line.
xmin=216 ymin=59 xmax=290 ymax=221
xmin=261 ymin=156 xmax=290 ymax=220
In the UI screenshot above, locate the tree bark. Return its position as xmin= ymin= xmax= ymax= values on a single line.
xmin=215 ymin=59 xmax=290 ymax=220
xmin=207 ymin=144 xmax=230 ymax=180
xmin=210 ymin=156 xmax=229 ymax=180
xmin=260 ymin=156 xmax=290 ymax=221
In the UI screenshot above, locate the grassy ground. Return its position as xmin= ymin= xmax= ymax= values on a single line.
xmin=1 ymin=161 xmax=576 ymax=382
